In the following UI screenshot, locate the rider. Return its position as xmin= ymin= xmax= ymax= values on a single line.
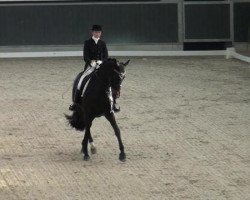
xmin=69 ymin=25 xmax=120 ymax=112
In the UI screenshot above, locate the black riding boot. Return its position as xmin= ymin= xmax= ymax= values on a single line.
xmin=69 ymin=90 xmax=81 ymax=111
xmin=69 ymin=103 xmax=77 ymax=111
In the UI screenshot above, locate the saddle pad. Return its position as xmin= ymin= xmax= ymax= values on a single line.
xmin=77 ymin=66 xmax=95 ymax=90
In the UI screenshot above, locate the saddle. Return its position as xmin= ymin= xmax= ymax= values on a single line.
xmin=72 ymin=66 xmax=96 ymax=102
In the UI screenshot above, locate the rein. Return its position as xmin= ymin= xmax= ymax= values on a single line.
xmin=94 ymin=62 xmax=125 ymax=92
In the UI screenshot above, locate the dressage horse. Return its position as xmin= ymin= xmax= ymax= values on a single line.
xmin=65 ymin=58 xmax=129 ymax=161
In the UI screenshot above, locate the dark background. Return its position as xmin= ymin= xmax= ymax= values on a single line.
xmin=0 ymin=1 xmax=249 ymax=46
xmin=0 ymin=3 xmax=178 ymax=45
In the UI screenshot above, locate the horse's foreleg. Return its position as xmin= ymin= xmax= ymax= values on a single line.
xmin=89 ymin=134 xmax=97 ymax=154
xmin=105 ymin=112 xmax=126 ymax=162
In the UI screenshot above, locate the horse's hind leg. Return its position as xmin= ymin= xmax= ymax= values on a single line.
xmin=105 ymin=112 xmax=126 ymax=162
xmin=81 ymin=118 xmax=93 ymax=161
xmin=81 ymin=133 xmax=90 ymax=160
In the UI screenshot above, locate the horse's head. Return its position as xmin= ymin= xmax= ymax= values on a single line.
xmin=110 ymin=59 xmax=130 ymax=91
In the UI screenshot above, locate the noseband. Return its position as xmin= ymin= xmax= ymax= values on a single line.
xmin=113 ymin=69 xmax=126 ymax=81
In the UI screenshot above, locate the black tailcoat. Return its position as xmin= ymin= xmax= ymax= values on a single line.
xmin=83 ymin=38 xmax=108 ymax=69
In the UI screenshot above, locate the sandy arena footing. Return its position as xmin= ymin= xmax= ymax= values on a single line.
xmin=0 ymin=56 xmax=249 ymax=200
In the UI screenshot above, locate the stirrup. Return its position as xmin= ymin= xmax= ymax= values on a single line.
xmin=69 ymin=103 xmax=77 ymax=111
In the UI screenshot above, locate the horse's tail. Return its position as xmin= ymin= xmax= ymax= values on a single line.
xmin=65 ymin=108 xmax=85 ymax=131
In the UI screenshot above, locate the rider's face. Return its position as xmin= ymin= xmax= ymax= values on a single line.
xmin=92 ymin=31 xmax=102 ymax=38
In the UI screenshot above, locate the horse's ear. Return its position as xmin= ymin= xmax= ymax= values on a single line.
xmin=124 ymin=60 xmax=130 ymax=67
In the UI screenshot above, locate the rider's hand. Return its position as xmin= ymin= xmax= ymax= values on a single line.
xmin=96 ymin=60 xmax=102 ymax=65
xmin=90 ymin=60 xmax=97 ymax=67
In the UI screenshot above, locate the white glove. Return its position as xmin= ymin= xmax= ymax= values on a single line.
xmin=90 ymin=61 xmax=97 ymax=67
xmin=96 ymin=60 xmax=102 ymax=65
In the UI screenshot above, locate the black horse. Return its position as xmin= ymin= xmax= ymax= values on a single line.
xmin=65 ymin=58 xmax=130 ymax=161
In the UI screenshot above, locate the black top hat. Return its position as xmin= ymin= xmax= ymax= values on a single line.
xmin=92 ymin=25 xmax=102 ymax=31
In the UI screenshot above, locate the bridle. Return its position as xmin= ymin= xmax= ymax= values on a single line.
xmin=93 ymin=65 xmax=125 ymax=90
xmin=113 ymin=69 xmax=126 ymax=81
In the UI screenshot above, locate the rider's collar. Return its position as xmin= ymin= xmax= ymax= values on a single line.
xmin=92 ymin=36 xmax=100 ymax=44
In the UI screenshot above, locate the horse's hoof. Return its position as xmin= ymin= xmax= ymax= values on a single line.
xmin=83 ymin=155 xmax=90 ymax=161
xmin=119 ymin=153 xmax=126 ymax=162
xmin=91 ymin=146 xmax=97 ymax=154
